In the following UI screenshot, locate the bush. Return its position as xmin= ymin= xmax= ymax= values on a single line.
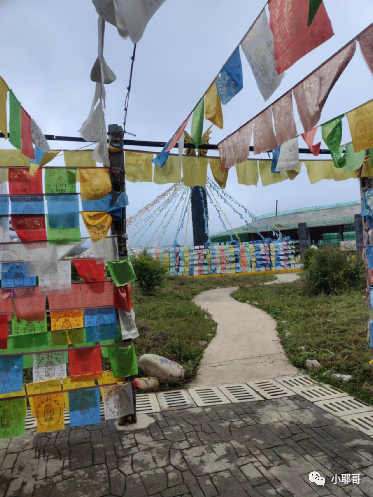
xmin=302 ymin=247 xmax=318 ymax=270
xmin=305 ymin=246 xmax=365 ymax=295
xmin=131 ymin=252 xmax=168 ymax=295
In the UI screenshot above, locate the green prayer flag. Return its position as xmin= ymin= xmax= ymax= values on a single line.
xmin=71 ymin=341 xmax=95 ymax=348
xmin=340 ymin=143 xmax=366 ymax=173
xmin=9 ymin=90 xmax=21 ymax=150
xmin=101 ymin=325 xmax=121 ymax=358
xmin=12 ymin=315 xmax=47 ymax=336
xmin=46 ymin=214 xmax=81 ymax=245
xmin=308 ymin=0 xmax=323 ymax=26
xmin=0 ymin=399 xmax=26 ymax=439
xmin=369 ymin=149 xmax=373 ymax=168
xmin=45 ymin=168 xmax=77 ymax=194
xmin=191 ymin=98 xmax=205 ymax=150
xmin=107 ymin=259 xmax=137 ymax=287
xmin=322 ymin=115 xmax=344 ymax=167
xmin=108 ymin=344 xmax=138 ymax=378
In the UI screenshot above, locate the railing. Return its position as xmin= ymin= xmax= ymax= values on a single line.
xmin=257 ymin=201 xmax=360 ymax=219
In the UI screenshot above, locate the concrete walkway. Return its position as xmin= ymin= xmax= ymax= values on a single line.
xmin=190 ymin=275 xmax=300 ymax=387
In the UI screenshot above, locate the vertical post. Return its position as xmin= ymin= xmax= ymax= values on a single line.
xmin=355 ymin=214 xmax=364 ymax=255
xmin=298 ymin=223 xmax=310 ymax=258
xmin=191 ymin=187 xmax=209 ymax=246
xmin=276 ymin=200 xmax=278 ymax=216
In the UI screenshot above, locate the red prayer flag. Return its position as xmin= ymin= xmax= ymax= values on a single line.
xmin=8 ymin=168 xmax=43 ymax=195
xmin=11 ymin=215 xmax=47 ymax=242
xmin=0 ymin=289 xmax=13 ymax=314
xmin=21 ymin=108 xmax=35 ymax=160
xmin=69 ymin=347 xmax=102 ymax=376
xmin=73 ymin=259 xmax=105 ymax=283
xmin=113 ymin=285 xmax=132 ymax=311
xmin=0 ymin=314 xmax=11 ymax=349
xmin=13 ymin=287 xmax=46 ymax=321
xmin=165 ymin=113 xmax=192 ymax=152
xmin=48 ymin=284 xmax=83 ymax=311
xmin=268 ymin=0 xmax=334 ymax=74
xmin=301 ymin=128 xmax=321 ymax=156
xmin=80 ymin=281 xmax=114 ymax=308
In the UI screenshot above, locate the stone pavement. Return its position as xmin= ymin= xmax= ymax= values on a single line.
xmin=2 ymin=396 xmax=373 ymax=496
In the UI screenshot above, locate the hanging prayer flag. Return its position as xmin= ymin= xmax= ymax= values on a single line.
xmin=0 ymin=356 xmax=23 ymax=394
xmin=259 ymin=161 xmax=287 ymax=186
xmin=153 ymin=138 xmax=172 ymax=169
xmin=30 ymin=119 xmax=50 ymax=153
xmin=118 ymin=308 xmax=139 ymax=340
xmin=45 ymin=168 xmax=77 ymax=194
xmin=191 ymin=99 xmax=204 ymax=150
xmin=340 ymin=143 xmax=366 ymax=173
xmin=33 ymin=352 xmax=67 ymax=382
xmin=107 ymin=192 xmax=128 ymax=218
xmin=34 ymin=393 xmax=65 ymax=433
xmin=362 ymin=155 xmax=373 ymax=178
xmin=11 ymin=215 xmax=47 ymax=242
xmin=46 ymin=215 xmax=82 ymax=245
xmin=73 ymin=260 xmax=105 ymax=283
xmin=333 ymin=166 xmax=359 ymax=182
xmin=218 ymin=122 xmax=253 ymax=171
xmin=304 ymin=160 xmax=334 ymax=184
xmin=276 ymin=138 xmax=300 ymax=172
xmin=125 ymin=152 xmax=153 ymax=182
xmin=302 ymin=128 xmax=321 ymax=156
xmin=236 ymin=160 xmax=259 ymax=186
xmin=241 ymin=10 xmax=284 ymax=101
xmin=38 ymin=150 xmax=60 ymax=167
xmin=13 ymin=288 xmax=46 ymax=322
xmin=29 ymin=147 xmax=45 ymax=167
xmin=27 ymin=379 xmax=61 ymax=417
xmin=268 ymin=0 xmax=334 ymax=74
xmin=38 ymin=261 xmax=72 ymax=295
xmin=0 ymin=149 xmax=30 ymax=168
xmin=0 ymin=398 xmax=26 ymax=439
xmin=0 ymin=315 xmax=10 ymax=349
xmin=293 ymin=43 xmax=356 ymax=133
xmin=154 ymin=155 xmax=181 ymax=184
xmin=166 ymin=114 xmax=192 ymax=152
xmin=84 ymin=308 xmax=117 ymax=342
xmin=347 ymin=101 xmax=373 ymax=153
xmin=254 ymin=108 xmax=278 ymax=155
xmin=272 ymin=93 xmax=297 ymax=147
xmin=51 ymin=310 xmax=84 ymax=331
xmin=286 ymin=162 xmax=302 ymax=181
xmin=0 ymin=290 xmax=13 ymax=314
xmin=69 ymin=387 xmax=101 ymax=427
xmin=82 ymin=194 xmax=112 ymax=213
xmin=69 ymin=347 xmax=102 ymax=376
xmin=182 ymin=157 xmax=208 ymax=187
xmin=79 ymin=168 xmax=112 ymax=201
xmin=63 ymin=150 xmax=96 ymax=168
xmin=47 ymin=195 xmax=79 ymax=229
xmin=308 ymin=0 xmax=324 ymax=26
xmin=108 ymin=343 xmax=138 ymax=378
xmin=359 ymin=26 xmax=373 ymax=75
xmin=0 ymin=77 xmax=8 ymax=139
xmin=113 ymin=285 xmax=132 ymax=311
xmin=62 ymin=374 xmax=95 ymax=412
xmin=362 ymin=190 xmax=373 ymax=218
xmin=81 ymin=212 xmax=112 ymax=242
xmin=271 ymin=147 xmax=281 ymax=173
xmin=21 ymin=109 xmax=35 ymax=160
xmin=102 ymin=382 xmax=133 ymax=420
xmin=107 ymin=259 xmax=136 ymax=287
xmin=209 ymin=158 xmax=228 ymax=189
xmin=1 ymin=263 xmax=36 ymax=288
xmin=9 ymin=168 xmax=43 ymax=195
xmin=92 ymin=237 xmax=119 ymax=263
xmin=9 ymin=91 xmax=21 ymax=150
xmin=12 ymin=315 xmax=47 ymax=336
xmin=216 ymin=48 xmax=244 ymax=105
xmin=205 ymin=79 xmax=223 ymax=129
xmin=81 ymin=281 xmax=114 ymax=308
xmin=321 ymin=115 xmax=344 ymax=166
xmin=10 ymin=195 xmax=44 ymax=215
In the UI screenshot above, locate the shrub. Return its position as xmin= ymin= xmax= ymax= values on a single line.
xmin=302 ymin=247 xmax=318 ymax=270
xmin=131 ymin=252 xmax=168 ymax=295
xmin=305 ymin=246 xmax=365 ymax=295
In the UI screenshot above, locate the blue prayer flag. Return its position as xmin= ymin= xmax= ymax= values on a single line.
xmin=47 ymin=195 xmax=79 ymax=228
xmin=29 ymin=147 xmax=44 ymax=165
xmin=271 ymin=147 xmax=281 ymax=174
xmin=0 ymin=356 xmax=23 ymax=394
xmin=0 ymin=197 xmax=9 ymax=216
xmin=84 ymin=308 xmax=118 ymax=342
xmin=1 ymin=263 xmax=36 ymax=288
xmin=10 ymin=195 xmax=45 ymax=215
xmin=216 ymin=48 xmax=244 ymax=105
xmin=81 ymin=194 xmax=112 ymax=212
xmin=367 ymin=246 xmax=373 ymax=269
xmin=69 ymin=388 xmax=101 ymax=427
xmin=153 ymin=138 xmax=173 ymax=169
xmin=107 ymin=192 xmax=128 ymax=218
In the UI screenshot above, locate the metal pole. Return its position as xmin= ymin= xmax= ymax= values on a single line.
xmin=276 ymin=200 xmax=278 ymax=216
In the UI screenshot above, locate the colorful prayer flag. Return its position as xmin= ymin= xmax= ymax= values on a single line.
xmin=102 ymin=382 xmax=133 ymax=420
xmin=62 ymin=374 xmax=95 ymax=412
xmin=125 ymin=152 xmax=153 ymax=182
xmin=1 ymin=263 xmax=36 ymax=288
xmin=38 ymin=261 xmax=72 ymax=295
xmin=216 ymin=48 xmax=244 ymax=105
xmin=301 ymin=128 xmax=321 ymax=156
xmin=46 ymin=215 xmax=82 ymax=245
xmin=73 ymin=260 xmax=105 ymax=283
xmin=51 ymin=310 xmax=84 ymax=331
xmin=69 ymin=347 xmax=102 ymax=376
xmin=107 ymin=259 xmax=137 ymax=287
xmin=34 ymin=393 xmax=65 ymax=433
xmin=359 ymin=26 xmax=373 ymax=75
xmin=84 ymin=308 xmax=117 ymax=342
xmin=0 ymin=77 xmax=8 ymax=139
xmin=0 ymin=149 xmax=30 ymax=168
xmin=153 ymin=138 xmax=172 ymax=169
xmin=10 ymin=195 xmax=44 ymax=215
xmin=304 ymin=160 xmax=334 ymax=184
xmin=218 ymin=122 xmax=253 ymax=171
xmin=69 ymin=387 xmax=101 ymax=427
xmin=63 ymin=150 xmax=96 ymax=168
xmin=272 ymin=93 xmax=297 ymax=147
xmin=113 ymin=285 xmax=132 ymax=311
xmin=81 ymin=281 xmax=114 ymax=308
xmin=108 ymin=343 xmax=138 ymax=378
xmin=0 ymin=289 xmax=13 ymax=315
xmin=11 ymin=215 xmax=47 ymax=242
xmin=259 ymin=161 xmax=288 ymax=186
xmin=118 ymin=308 xmax=139 ymax=340
xmin=47 ymin=285 xmax=83 ymax=311
xmin=81 ymin=212 xmax=112 ymax=242
xmin=254 ymin=108 xmax=278 ymax=155
xmin=322 ymin=115 xmax=344 ymax=166
xmin=347 ymin=101 xmax=373 ymax=153
xmin=236 ymin=160 xmax=259 ymax=186
xmin=82 ymin=194 xmax=112 ymax=213
xmin=31 ymin=119 xmax=50 ymax=153
xmin=165 ymin=114 xmax=192 ymax=152
xmin=21 ymin=109 xmax=35 ymax=159
xmin=9 ymin=168 xmax=43 ymax=195
xmin=205 ymin=79 xmax=223 ymax=129
xmin=0 ymin=398 xmax=26 ymax=439
xmin=11 ymin=315 xmax=47 ymax=336
xmin=13 ymin=288 xmax=46 ymax=322
xmin=153 ymin=155 xmax=181 ymax=185
xmin=79 ymin=168 xmax=112 ymax=200
xmin=45 ymin=168 xmax=77 ymax=194
xmin=47 ymin=195 xmax=80 ymax=229
xmin=0 ymin=315 xmax=10 ymax=349
xmin=182 ymin=156 xmax=208 ymax=187
xmin=308 ymin=0 xmax=324 ymax=27
xmin=339 ymin=143 xmax=366 ymax=173
xmin=0 ymin=356 xmax=23 ymax=395
xmin=191 ymin=99 xmax=205 ymax=150
xmin=33 ymin=352 xmax=67 ymax=382
xmin=271 ymin=147 xmax=281 ymax=173
xmin=209 ymin=158 xmax=228 ymax=189
xmin=275 ymin=138 xmax=300 ymax=172
xmin=9 ymin=91 xmax=21 ymax=150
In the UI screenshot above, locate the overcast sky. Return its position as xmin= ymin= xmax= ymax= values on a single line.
xmin=1 ymin=0 xmax=373 ymax=247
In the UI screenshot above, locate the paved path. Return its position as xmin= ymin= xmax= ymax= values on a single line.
xmin=190 ymin=275 xmax=300 ymax=386
xmin=2 ymin=397 xmax=373 ymax=496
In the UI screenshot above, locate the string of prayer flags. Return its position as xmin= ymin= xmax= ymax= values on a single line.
xmin=13 ymin=287 xmax=46 ymax=322
xmin=51 ymin=310 xmax=84 ymax=331
xmin=275 ymin=138 xmax=299 ymax=172
xmin=33 ymin=352 xmax=67 ymax=382
xmin=272 ymin=94 xmax=297 ymax=146
xmin=38 ymin=261 xmax=72 ymax=294
xmin=153 ymin=138 xmax=172 ymax=169
xmin=31 ymin=119 xmax=50 ymax=153
xmin=82 ymin=194 xmax=112 ymax=212
xmin=0 ymin=398 xmax=26 ymax=439
xmin=0 ymin=289 xmax=13 ymax=314
xmin=12 ymin=315 xmax=47 ymax=336
xmin=271 ymin=147 xmax=281 ymax=173
xmin=302 ymin=128 xmax=321 ymax=156
xmin=209 ymin=158 xmax=228 ymax=189
xmin=9 ymin=168 xmax=43 ymax=195
xmin=63 ymin=150 xmax=96 ymax=168
xmin=108 ymin=343 xmax=138 ymax=378
xmin=269 ymin=0 xmax=334 ymax=74
xmin=347 ymin=101 xmax=373 ymax=153
xmin=191 ymin=99 xmax=205 ymax=150
xmin=45 ymin=168 xmax=77 ymax=194
xmin=0 ymin=356 xmax=23 ymax=395
xmin=1 ymin=263 xmax=36 ymax=288
xmin=47 ymin=195 xmax=80 ymax=229
xmin=308 ymin=0 xmax=324 ymax=26
xmin=101 ymin=382 xmax=133 ymax=420
xmin=118 ymin=309 xmax=139 ymax=340
xmin=81 ymin=281 xmax=114 ymax=308
xmin=340 ymin=143 xmax=366 ymax=173
xmin=154 ymin=155 xmax=181 ymax=185
xmin=92 ymin=237 xmax=119 ymax=263
xmin=11 ymin=214 xmax=47 ymax=242
xmin=107 ymin=259 xmax=136 ymax=287
xmin=216 ymin=48 xmax=244 ymax=105
xmin=46 ymin=215 xmax=82 ymax=245
xmin=293 ymin=43 xmax=356 ymax=133
xmin=69 ymin=387 xmax=101 ymax=427
xmin=79 ymin=168 xmax=112 ymax=201
xmin=81 ymin=212 xmax=112 ymax=242
xmin=0 ymin=77 xmax=8 ymax=139
xmin=113 ymin=285 xmax=132 ymax=311
xmin=322 ymin=115 xmax=344 ymax=166
xmin=21 ymin=109 xmax=35 ymax=160
xmin=69 ymin=347 xmax=102 ymax=376
xmin=125 ymin=152 xmax=153 ymax=182
xmin=62 ymin=374 xmax=95 ymax=412
xmin=241 ymin=10 xmax=284 ymax=101
xmin=84 ymin=308 xmax=117 ymax=342
xmin=34 ymin=393 xmax=65 ymax=434
xmin=236 ymin=160 xmax=259 ymax=186
xmin=259 ymin=161 xmax=287 ymax=186
xmin=0 ymin=315 xmax=10 ymax=350
xmin=218 ymin=122 xmax=253 ymax=171
xmin=9 ymin=90 xmax=22 ymax=150
xmin=304 ymin=160 xmax=334 ymax=184
xmin=254 ymin=108 xmax=277 ymax=155
xmin=182 ymin=156 xmax=208 ymax=187
xmin=205 ymin=79 xmax=223 ymax=129
xmin=359 ymin=26 xmax=373 ymax=75
xmin=107 ymin=192 xmax=129 ymax=218
xmin=73 ymin=259 xmax=105 ymax=283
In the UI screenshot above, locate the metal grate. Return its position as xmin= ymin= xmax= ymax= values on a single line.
xmin=188 ymin=387 xmax=231 ymax=407
xmin=342 ymin=413 xmax=373 ymax=436
xmin=136 ymin=393 xmax=161 ymax=413
xmin=314 ymin=397 xmax=373 ymax=417
xmin=218 ymin=384 xmax=263 ymax=403
xmin=291 ymin=385 xmax=347 ymax=402
xmin=157 ymin=390 xmax=196 ymax=411
xmin=248 ymin=380 xmax=295 ymax=399
xmin=276 ymin=375 xmax=318 ymax=390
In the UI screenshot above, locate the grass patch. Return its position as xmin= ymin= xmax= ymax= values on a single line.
xmin=233 ymin=277 xmax=373 ymax=404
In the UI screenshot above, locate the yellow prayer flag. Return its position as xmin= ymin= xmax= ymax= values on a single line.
xmin=347 ymin=101 xmax=373 ymax=153
xmin=361 ymin=155 xmax=373 ymax=177
xmin=79 ymin=168 xmax=112 ymax=200
xmin=236 ymin=160 xmax=259 ymax=186
xmin=209 ymin=158 xmax=228 ymax=188
xmin=0 ymin=149 xmax=30 ymax=168
xmin=125 ymin=151 xmax=153 ymax=182
xmin=286 ymin=162 xmax=302 ymax=181
xmin=39 ymin=150 xmax=60 ymax=167
xmin=64 ymin=150 xmax=96 ymax=168
xmin=34 ymin=393 xmax=65 ymax=433
xmin=81 ymin=212 xmax=112 ymax=242
xmin=62 ymin=374 xmax=95 ymax=412
xmin=50 ymin=310 xmax=84 ymax=331
xmin=0 ymin=77 xmax=9 ymax=139
xmin=334 ymin=166 xmax=360 ymax=181
xmin=154 ymin=155 xmax=181 ymax=184
xmin=97 ymin=371 xmax=125 ymax=396
xmin=27 ymin=379 xmax=61 ymax=417
xmin=259 ymin=161 xmax=287 ymax=186
xmin=182 ymin=156 xmax=208 ymax=187
xmin=205 ymin=78 xmax=223 ymax=129
xmin=304 ymin=160 xmax=334 ymax=184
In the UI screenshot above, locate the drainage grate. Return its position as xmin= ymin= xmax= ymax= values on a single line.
xmin=217 ymin=384 xmax=263 ymax=403
xmin=314 ymin=397 xmax=373 ymax=417
xmin=157 ymin=390 xmax=196 ymax=411
xmin=342 ymin=413 xmax=373 ymax=436
xmin=25 ymin=410 xmax=36 ymax=430
xmin=188 ymin=387 xmax=231 ymax=407
xmin=276 ymin=375 xmax=318 ymax=390
xmin=291 ymin=385 xmax=347 ymax=402
xmin=247 ymin=380 xmax=295 ymax=399
xmin=136 ymin=393 xmax=161 ymax=413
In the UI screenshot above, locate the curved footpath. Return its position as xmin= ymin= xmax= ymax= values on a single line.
xmin=190 ymin=274 xmax=300 ymax=386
